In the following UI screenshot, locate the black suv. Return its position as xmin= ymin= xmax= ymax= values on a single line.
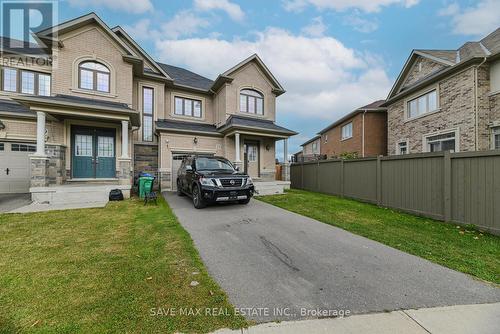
xmin=176 ymin=155 xmax=255 ymax=209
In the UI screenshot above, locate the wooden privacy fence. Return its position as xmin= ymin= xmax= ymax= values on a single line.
xmin=290 ymin=151 xmax=500 ymax=235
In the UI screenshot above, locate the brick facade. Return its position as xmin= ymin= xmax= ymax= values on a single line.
xmin=387 ymin=57 xmax=498 ymax=155
xmin=320 ymin=112 xmax=387 ymax=158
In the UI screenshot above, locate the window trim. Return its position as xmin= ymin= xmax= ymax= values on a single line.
xmin=173 ymin=96 xmax=202 ymax=118
xmin=404 ymin=86 xmax=440 ymax=122
xmin=142 ymin=86 xmax=154 ymax=142
xmin=422 ymin=128 xmax=460 ymax=153
xmin=492 ymin=126 xmax=500 ymax=150
xmin=78 ymin=61 xmax=111 ymax=93
xmin=341 ymin=122 xmax=353 ymax=141
xmin=397 ymin=139 xmax=409 ymax=155
xmin=239 ymin=88 xmax=264 ymax=115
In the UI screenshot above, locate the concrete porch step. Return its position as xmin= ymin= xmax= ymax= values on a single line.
xmin=253 ymin=181 xmax=290 ymax=196
xmin=30 ymin=184 xmax=131 ymax=205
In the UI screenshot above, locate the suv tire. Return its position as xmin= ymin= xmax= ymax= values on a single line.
xmin=176 ymin=179 xmax=184 ymax=196
xmin=238 ymin=197 xmax=251 ymax=205
xmin=192 ymin=185 xmax=206 ymax=209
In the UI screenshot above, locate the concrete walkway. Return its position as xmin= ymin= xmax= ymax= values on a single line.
xmin=163 ymin=192 xmax=500 ymax=323
xmin=213 ymin=303 xmax=500 ymax=334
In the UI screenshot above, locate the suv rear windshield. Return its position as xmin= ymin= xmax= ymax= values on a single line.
xmin=195 ymin=157 xmax=235 ymax=172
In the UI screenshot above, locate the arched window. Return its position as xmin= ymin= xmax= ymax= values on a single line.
xmin=240 ymin=89 xmax=263 ymax=115
xmin=78 ymin=61 xmax=110 ymax=92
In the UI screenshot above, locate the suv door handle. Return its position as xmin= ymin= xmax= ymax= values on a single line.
xmin=5 ymin=168 xmax=9 ymax=175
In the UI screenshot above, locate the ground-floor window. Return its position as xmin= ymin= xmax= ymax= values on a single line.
xmin=493 ymin=127 xmax=500 ymax=150
xmin=397 ymin=141 xmax=408 ymax=155
xmin=426 ymin=131 xmax=457 ymax=153
xmin=11 ymin=143 xmax=36 ymax=152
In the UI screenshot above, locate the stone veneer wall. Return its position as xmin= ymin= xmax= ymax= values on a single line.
xmin=46 ymin=144 xmax=66 ymax=185
xmin=30 ymin=144 xmax=66 ymax=188
xmin=388 ymin=66 xmax=477 ymax=155
xmin=134 ymin=144 xmax=159 ymax=188
xmin=159 ymin=171 xmax=171 ymax=191
xmin=117 ymin=159 xmax=132 ymax=185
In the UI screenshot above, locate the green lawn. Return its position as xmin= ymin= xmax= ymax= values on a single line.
xmin=0 ymin=197 xmax=247 ymax=333
xmin=258 ymin=189 xmax=500 ymax=284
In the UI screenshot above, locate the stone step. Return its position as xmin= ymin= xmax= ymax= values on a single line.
xmin=253 ymin=181 xmax=290 ymax=196
xmin=30 ymin=185 xmax=131 ymax=205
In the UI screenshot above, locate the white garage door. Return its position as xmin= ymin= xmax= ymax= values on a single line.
xmin=171 ymin=153 xmax=214 ymax=190
xmin=0 ymin=142 xmax=35 ymax=193
xmin=171 ymin=154 xmax=190 ymax=191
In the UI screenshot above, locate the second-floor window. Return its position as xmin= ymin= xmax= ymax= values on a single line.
xmin=78 ymin=61 xmax=110 ymax=93
xmin=1 ymin=67 xmax=51 ymax=96
xmin=174 ymin=96 xmax=202 ymax=118
xmin=341 ymin=122 xmax=353 ymax=140
xmin=407 ymin=89 xmax=437 ymax=119
xmin=240 ymin=89 xmax=264 ymax=115
xmin=142 ymin=87 xmax=154 ymax=142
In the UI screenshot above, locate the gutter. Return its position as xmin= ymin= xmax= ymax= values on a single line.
xmin=474 ymin=57 xmax=488 ymax=150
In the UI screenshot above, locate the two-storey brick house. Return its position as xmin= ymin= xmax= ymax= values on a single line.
xmin=317 ymin=100 xmax=387 ymax=158
xmin=384 ymin=28 xmax=500 ymax=155
xmin=0 ymin=13 xmax=296 ymax=199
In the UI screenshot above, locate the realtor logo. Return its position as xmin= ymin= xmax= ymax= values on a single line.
xmin=1 ymin=0 xmax=57 ymax=52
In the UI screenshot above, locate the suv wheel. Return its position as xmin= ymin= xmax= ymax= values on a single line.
xmin=192 ymin=185 xmax=206 ymax=209
xmin=176 ymin=180 xmax=184 ymax=196
xmin=238 ymin=197 xmax=251 ymax=205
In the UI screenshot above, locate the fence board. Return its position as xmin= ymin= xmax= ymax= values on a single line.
xmin=290 ymin=151 xmax=500 ymax=235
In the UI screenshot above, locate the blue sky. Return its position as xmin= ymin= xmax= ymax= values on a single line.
xmin=57 ymin=0 xmax=499 ymax=158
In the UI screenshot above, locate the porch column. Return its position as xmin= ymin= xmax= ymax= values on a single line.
xmin=283 ymin=138 xmax=288 ymax=163
xmin=35 ymin=111 xmax=46 ymax=156
xmin=121 ymin=120 xmax=129 ymax=159
xmin=234 ymin=132 xmax=242 ymax=170
xmin=282 ymin=138 xmax=290 ymax=181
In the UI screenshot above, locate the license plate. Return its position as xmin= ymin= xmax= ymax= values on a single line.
xmin=229 ymin=191 xmax=237 ymax=196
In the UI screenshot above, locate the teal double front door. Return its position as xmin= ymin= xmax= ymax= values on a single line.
xmin=71 ymin=126 xmax=116 ymax=179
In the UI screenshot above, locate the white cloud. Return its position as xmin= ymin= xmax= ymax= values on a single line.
xmin=68 ymin=0 xmax=153 ymax=14
xmin=124 ymin=11 xmax=210 ymax=40
xmin=301 ymin=17 xmax=327 ymax=37
xmin=439 ymin=0 xmax=500 ymax=36
xmin=156 ymin=27 xmax=391 ymax=121
xmin=343 ymin=13 xmax=379 ymax=33
xmin=194 ymin=0 xmax=245 ymax=22
xmin=283 ymin=0 xmax=419 ymax=13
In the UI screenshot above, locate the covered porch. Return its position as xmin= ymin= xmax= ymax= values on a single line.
xmin=218 ymin=115 xmax=297 ymax=185
xmin=13 ymin=94 xmax=140 ymax=203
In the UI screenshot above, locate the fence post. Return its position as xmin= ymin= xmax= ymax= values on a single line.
xmin=376 ymin=155 xmax=382 ymax=206
xmin=340 ymin=159 xmax=344 ymax=197
xmin=443 ymin=151 xmax=452 ymax=222
xmin=316 ymin=161 xmax=320 ymax=192
xmin=300 ymin=163 xmax=304 ymax=189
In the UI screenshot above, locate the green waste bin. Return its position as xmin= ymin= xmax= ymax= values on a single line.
xmin=138 ymin=176 xmax=154 ymax=199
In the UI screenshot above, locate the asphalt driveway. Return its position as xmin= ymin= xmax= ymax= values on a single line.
xmin=163 ymin=192 xmax=500 ymax=322
xmin=0 ymin=194 xmax=31 ymax=213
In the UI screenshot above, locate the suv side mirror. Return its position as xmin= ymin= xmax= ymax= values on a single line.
xmin=235 ymin=166 xmax=239 ymax=171
xmin=186 ymin=165 xmax=193 ymax=171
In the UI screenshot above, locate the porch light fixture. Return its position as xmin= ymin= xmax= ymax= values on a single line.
xmin=265 ymin=144 xmax=270 ymax=151
xmin=0 ymin=120 xmax=5 ymax=130
xmin=193 ymin=137 xmax=198 ymax=144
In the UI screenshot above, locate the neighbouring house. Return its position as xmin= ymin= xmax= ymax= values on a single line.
xmin=317 ymin=100 xmax=387 ymax=158
xmin=383 ymin=27 xmax=500 ymax=155
xmin=0 ymin=13 xmax=296 ymax=199
xmin=299 ymin=135 xmax=322 ymax=161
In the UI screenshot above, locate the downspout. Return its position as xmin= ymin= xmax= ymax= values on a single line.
xmin=474 ymin=57 xmax=487 ymax=150
xmin=362 ymin=110 xmax=367 ymax=157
